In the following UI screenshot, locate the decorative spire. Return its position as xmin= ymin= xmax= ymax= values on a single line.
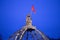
xmin=26 ymin=14 xmax=32 ymax=26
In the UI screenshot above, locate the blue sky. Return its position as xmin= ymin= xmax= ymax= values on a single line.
xmin=0 ymin=0 xmax=60 ymax=40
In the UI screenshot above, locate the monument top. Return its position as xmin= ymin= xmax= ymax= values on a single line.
xmin=26 ymin=14 xmax=32 ymax=26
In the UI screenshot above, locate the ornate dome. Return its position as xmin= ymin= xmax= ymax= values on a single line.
xmin=8 ymin=14 xmax=49 ymax=40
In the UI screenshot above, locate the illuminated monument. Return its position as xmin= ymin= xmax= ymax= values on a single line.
xmin=8 ymin=14 xmax=49 ymax=40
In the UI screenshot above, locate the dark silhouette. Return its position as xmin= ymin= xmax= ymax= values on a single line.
xmin=0 ymin=34 xmax=2 ymax=40
xmin=50 ymin=38 xmax=60 ymax=40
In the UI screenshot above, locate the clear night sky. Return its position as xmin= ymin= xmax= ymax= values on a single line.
xmin=0 ymin=0 xmax=60 ymax=40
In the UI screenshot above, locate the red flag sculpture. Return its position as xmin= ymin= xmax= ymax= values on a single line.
xmin=32 ymin=5 xmax=36 ymax=14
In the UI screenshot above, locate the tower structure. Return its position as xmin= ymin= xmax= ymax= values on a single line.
xmin=8 ymin=14 xmax=49 ymax=40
